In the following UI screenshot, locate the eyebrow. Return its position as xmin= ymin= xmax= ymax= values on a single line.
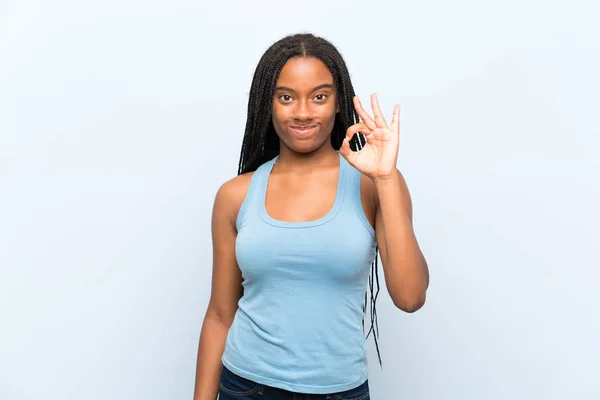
xmin=274 ymin=83 xmax=335 ymax=93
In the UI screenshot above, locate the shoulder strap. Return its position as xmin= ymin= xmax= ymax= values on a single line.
xmin=235 ymin=158 xmax=274 ymax=231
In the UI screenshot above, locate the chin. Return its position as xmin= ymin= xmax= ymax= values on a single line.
xmin=289 ymin=143 xmax=319 ymax=153
xmin=284 ymin=138 xmax=330 ymax=154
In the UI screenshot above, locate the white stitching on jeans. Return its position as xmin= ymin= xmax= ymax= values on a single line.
xmin=219 ymin=382 xmax=260 ymax=396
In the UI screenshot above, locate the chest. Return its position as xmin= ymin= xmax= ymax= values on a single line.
xmin=264 ymin=169 xmax=338 ymax=223
xmin=235 ymin=216 xmax=376 ymax=286
xmin=264 ymin=170 xmax=376 ymax=228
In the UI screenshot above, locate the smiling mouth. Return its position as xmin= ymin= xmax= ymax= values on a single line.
xmin=290 ymin=125 xmax=317 ymax=135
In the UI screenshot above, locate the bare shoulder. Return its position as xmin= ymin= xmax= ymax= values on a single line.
xmin=213 ymin=171 xmax=255 ymax=229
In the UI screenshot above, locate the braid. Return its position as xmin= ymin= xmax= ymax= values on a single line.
xmin=238 ymin=33 xmax=383 ymax=367
xmin=362 ymin=246 xmax=382 ymax=366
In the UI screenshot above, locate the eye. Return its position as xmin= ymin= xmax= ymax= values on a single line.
xmin=279 ymin=94 xmax=293 ymax=102
xmin=315 ymin=93 xmax=328 ymax=101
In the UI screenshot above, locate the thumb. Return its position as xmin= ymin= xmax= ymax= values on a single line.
xmin=339 ymin=137 xmax=352 ymax=158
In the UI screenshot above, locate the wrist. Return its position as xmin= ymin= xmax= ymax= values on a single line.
xmin=371 ymin=171 xmax=399 ymax=187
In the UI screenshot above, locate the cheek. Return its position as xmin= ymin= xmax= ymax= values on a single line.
xmin=322 ymin=97 xmax=338 ymax=114
xmin=271 ymin=104 xmax=287 ymax=125
xmin=319 ymin=103 xmax=337 ymax=122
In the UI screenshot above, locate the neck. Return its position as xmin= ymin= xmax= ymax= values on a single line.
xmin=275 ymin=144 xmax=339 ymax=173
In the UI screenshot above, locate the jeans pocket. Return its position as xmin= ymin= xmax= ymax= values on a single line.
xmin=332 ymin=379 xmax=369 ymax=400
xmin=219 ymin=366 xmax=261 ymax=397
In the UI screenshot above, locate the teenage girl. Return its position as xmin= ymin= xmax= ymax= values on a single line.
xmin=193 ymin=33 xmax=429 ymax=400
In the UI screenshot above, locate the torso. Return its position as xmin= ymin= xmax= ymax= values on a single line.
xmin=222 ymin=154 xmax=378 ymax=392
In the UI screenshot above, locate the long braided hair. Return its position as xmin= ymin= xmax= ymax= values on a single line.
xmin=237 ymin=33 xmax=382 ymax=367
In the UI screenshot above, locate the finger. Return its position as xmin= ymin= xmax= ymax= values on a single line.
xmin=391 ymin=104 xmax=400 ymax=134
xmin=345 ymin=122 xmax=371 ymax=141
xmin=371 ymin=93 xmax=389 ymax=129
xmin=346 ymin=123 xmax=371 ymax=152
xmin=353 ymin=96 xmax=377 ymax=131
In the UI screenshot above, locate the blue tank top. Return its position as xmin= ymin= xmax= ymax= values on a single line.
xmin=221 ymin=152 xmax=377 ymax=394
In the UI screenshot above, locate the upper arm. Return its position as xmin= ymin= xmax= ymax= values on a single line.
xmin=205 ymin=174 xmax=252 ymax=325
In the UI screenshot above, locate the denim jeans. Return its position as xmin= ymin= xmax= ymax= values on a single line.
xmin=218 ymin=365 xmax=370 ymax=400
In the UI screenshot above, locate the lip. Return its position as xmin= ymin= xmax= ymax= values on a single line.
xmin=290 ymin=125 xmax=317 ymax=136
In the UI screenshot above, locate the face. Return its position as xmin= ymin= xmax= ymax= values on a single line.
xmin=271 ymin=57 xmax=340 ymax=154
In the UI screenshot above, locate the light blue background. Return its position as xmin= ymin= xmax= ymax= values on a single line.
xmin=1 ymin=0 xmax=598 ymax=399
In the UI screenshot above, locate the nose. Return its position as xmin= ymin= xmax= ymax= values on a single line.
xmin=294 ymin=99 xmax=312 ymax=120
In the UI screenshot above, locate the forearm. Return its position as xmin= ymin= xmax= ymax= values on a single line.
xmin=192 ymin=314 xmax=231 ymax=400
xmin=374 ymin=174 xmax=429 ymax=310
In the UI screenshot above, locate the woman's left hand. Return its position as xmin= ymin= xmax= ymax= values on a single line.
xmin=339 ymin=93 xmax=400 ymax=181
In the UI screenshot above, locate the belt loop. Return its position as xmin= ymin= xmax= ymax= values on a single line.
xmin=258 ymin=384 xmax=264 ymax=395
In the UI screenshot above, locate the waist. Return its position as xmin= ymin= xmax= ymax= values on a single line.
xmin=222 ymin=305 xmax=368 ymax=393
xmin=219 ymin=364 xmax=370 ymax=397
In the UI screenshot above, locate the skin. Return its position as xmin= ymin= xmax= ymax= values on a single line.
xmin=192 ymin=56 xmax=429 ymax=400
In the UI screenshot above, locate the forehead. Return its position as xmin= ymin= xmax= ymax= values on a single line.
xmin=276 ymin=57 xmax=334 ymax=88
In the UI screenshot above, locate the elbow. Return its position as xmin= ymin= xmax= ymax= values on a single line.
xmin=392 ymin=292 xmax=426 ymax=313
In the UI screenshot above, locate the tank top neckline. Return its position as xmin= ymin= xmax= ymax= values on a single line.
xmin=258 ymin=152 xmax=348 ymax=229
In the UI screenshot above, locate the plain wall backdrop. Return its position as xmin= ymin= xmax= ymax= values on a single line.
xmin=1 ymin=0 xmax=599 ymax=399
